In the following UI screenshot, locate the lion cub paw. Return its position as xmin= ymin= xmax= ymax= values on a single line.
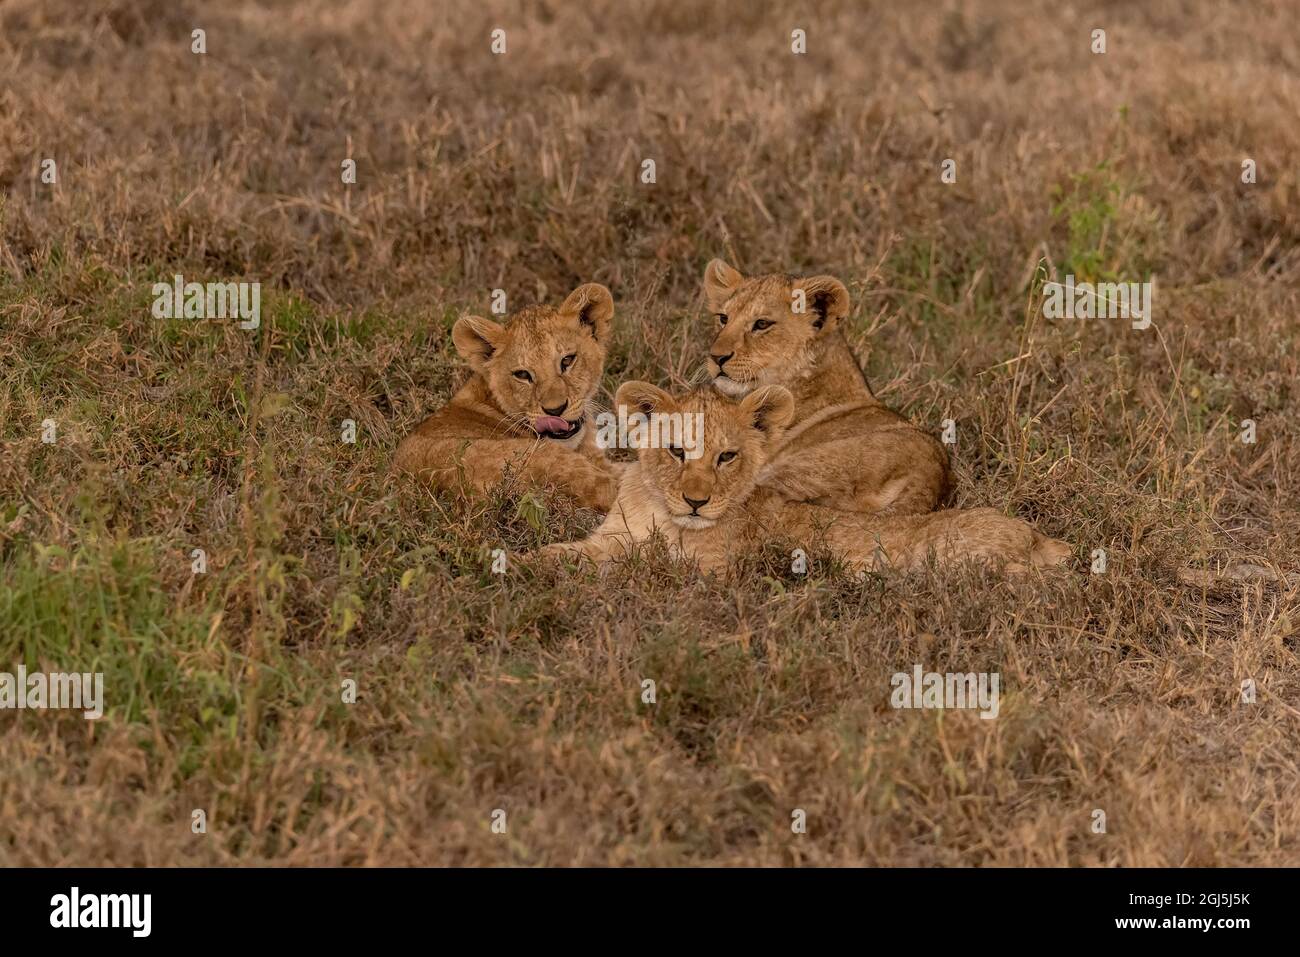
xmin=538 ymin=541 xmax=583 ymax=561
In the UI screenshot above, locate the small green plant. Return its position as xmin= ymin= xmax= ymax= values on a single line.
xmin=1049 ymin=159 xmax=1161 ymax=283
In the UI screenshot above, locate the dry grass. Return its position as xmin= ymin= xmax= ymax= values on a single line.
xmin=1 ymin=0 xmax=1298 ymax=865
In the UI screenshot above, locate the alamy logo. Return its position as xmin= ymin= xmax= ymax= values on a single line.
xmin=1043 ymin=274 xmax=1153 ymax=330
xmin=595 ymin=405 xmax=705 ymax=459
xmin=151 ymin=274 xmax=261 ymax=329
xmin=890 ymin=664 xmax=1000 ymax=719
xmin=50 ymin=887 xmax=151 ymax=937
xmin=0 ymin=666 xmax=103 ymax=719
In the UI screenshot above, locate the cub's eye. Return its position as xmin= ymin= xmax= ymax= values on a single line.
xmin=717 ymin=450 xmax=738 ymax=465
xmin=716 ymin=314 xmax=728 ymax=326
xmin=512 ymin=370 xmax=533 ymax=382
xmin=752 ymin=319 xmax=774 ymax=332
xmin=560 ymin=353 xmax=576 ymax=372
xmin=667 ymin=446 xmax=686 ymax=462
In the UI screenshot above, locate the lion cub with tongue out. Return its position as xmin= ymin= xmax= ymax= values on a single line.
xmin=543 ymin=384 xmax=1070 ymax=575
xmin=393 ymin=283 xmax=620 ymax=510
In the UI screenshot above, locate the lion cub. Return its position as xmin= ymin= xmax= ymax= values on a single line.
xmin=702 ymin=259 xmax=951 ymax=516
xmin=393 ymin=283 xmax=620 ymax=510
xmin=543 ymin=384 xmax=1070 ymax=575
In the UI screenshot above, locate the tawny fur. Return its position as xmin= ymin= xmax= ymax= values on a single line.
xmin=702 ymin=259 xmax=952 ymax=516
xmin=393 ymin=284 xmax=621 ymax=511
xmin=543 ymin=386 xmax=1070 ymax=576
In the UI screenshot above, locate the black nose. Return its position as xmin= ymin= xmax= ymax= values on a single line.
xmin=711 ymin=352 xmax=732 ymax=370
xmin=683 ymin=496 xmax=710 ymax=512
xmin=542 ymin=403 xmax=567 ymax=416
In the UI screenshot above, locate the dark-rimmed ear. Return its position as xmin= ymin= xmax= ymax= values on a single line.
xmin=738 ymin=385 xmax=795 ymax=439
xmin=615 ymin=380 xmax=676 ymax=417
xmin=794 ymin=275 xmax=850 ymax=332
xmin=703 ymin=258 xmax=744 ymax=312
xmin=560 ymin=283 xmax=614 ymax=343
xmin=451 ymin=315 xmax=507 ymax=371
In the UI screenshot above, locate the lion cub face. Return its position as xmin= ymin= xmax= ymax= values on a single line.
xmin=701 ymin=259 xmax=851 ymax=398
xmin=613 ymin=382 xmax=795 ymax=528
xmin=451 ymin=283 xmax=613 ymax=446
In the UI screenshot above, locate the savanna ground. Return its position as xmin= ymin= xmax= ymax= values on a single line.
xmin=1 ymin=0 xmax=1298 ymax=866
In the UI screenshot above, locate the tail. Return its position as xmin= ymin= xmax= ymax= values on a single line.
xmin=854 ymin=508 xmax=1073 ymax=575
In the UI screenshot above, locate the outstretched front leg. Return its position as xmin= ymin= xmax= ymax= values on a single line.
xmin=538 ymin=478 xmax=666 ymax=567
xmin=540 ymin=500 xmax=648 ymax=566
xmin=540 ymin=532 xmax=628 ymax=566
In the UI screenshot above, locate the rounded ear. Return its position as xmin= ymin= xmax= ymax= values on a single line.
xmin=738 ymin=385 xmax=795 ymax=438
xmin=794 ymin=275 xmax=850 ymax=332
xmin=451 ymin=315 xmax=507 ymax=370
xmin=560 ymin=283 xmax=614 ymax=342
xmin=615 ymin=380 xmax=676 ymax=417
xmin=703 ymin=258 xmax=744 ymax=311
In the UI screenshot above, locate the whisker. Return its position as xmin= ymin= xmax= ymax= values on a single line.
xmin=490 ymin=412 xmax=534 ymax=439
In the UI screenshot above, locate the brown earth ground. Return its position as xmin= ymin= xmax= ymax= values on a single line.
xmin=1 ymin=0 xmax=1298 ymax=865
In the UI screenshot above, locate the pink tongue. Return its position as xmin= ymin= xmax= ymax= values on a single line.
xmin=533 ymin=415 xmax=571 ymax=435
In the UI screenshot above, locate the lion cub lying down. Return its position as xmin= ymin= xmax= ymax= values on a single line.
xmin=542 ymin=384 xmax=1070 ymax=576
xmin=393 ymin=283 xmax=621 ymax=511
